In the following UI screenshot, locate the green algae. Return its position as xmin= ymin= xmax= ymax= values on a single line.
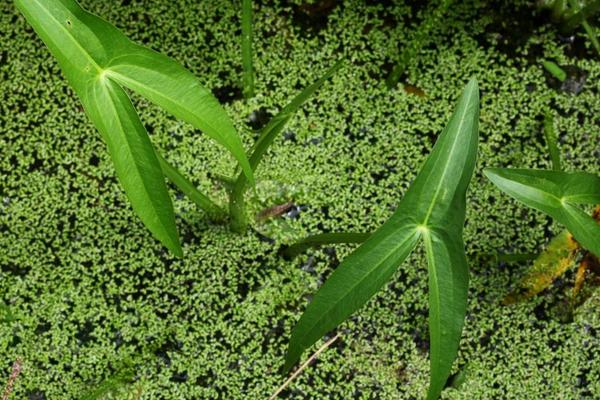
xmin=0 ymin=0 xmax=599 ymax=399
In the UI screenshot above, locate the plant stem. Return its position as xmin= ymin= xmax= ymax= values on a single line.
xmin=543 ymin=111 xmax=562 ymax=171
xmin=229 ymin=61 xmax=344 ymax=233
xmin=564 ymin=0 xmax=600 ymax=31
xmin=229 ymin=181 xmax=248 ymax=233
xmin=581 ymin=19 xmax=600 ymax=56
xmin=157 ymin=154 xmax=226 ymax=221
xmin=268 ymin=333 xmax=340 ymax=400
xmin=241 ymin=0 xmax=255 ymax=99
xmin=568 ymin=0 xmax=600 ymax=56
xmin=282 ymin=232 xmax=371 ymax=259
xmin=1 ymin=358 xmax=22 ymax=400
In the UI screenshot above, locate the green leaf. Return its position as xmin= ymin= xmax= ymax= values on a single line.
xmin=248 ymin=60 xmax=344 ymax=171
xmin=422 ymin=227 xmax=469 ymax=399
xmin=484 ymin=168 xmax=600 ymax=257
xmin=105 ymin=49 xmax=254 ymax=185
xmin=15 ymin=0 xmax=182 ymax=254
xmin=284 ymin=225 xmax=421 ymax=371
xmin=285 ymin=78 xmax=479 ymax=400
xmin=80 ymin=78 xmax=182 ymax=256
xmin=543 ymin=111 xmax=562 ymax=171
xmin=15 ymin=0 xmax=253 ymax=250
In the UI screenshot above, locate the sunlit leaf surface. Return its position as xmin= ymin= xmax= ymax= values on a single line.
xmin=285 ymin=78 xmax=480 ymax=400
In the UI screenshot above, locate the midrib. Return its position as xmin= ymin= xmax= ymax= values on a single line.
xmin=32 ymin=0 xmax=102 ymax=74
xmin=422 ymin=95 xmax=472 ymax=226
xmin=99 ymin=81 xmax=166 ymax=232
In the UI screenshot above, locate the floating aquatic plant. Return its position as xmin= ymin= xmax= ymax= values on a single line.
xmin=241 ymin=0 xmax=255 ymax=99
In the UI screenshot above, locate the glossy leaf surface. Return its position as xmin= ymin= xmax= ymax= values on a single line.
xmin=484 ymin=168 xmax=600 ymax=256
xmin=80 ymin=78 xmax=182 ymax=256
xmin=106 ymin=51 xmax=254 ymax=184
xmin=285 ymin=79 xmax=480 ymax=400
xmin=15 ymin=0 xmax=252 ymax=251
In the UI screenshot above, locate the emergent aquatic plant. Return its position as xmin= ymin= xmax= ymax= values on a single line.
xmin=229 ymin=60 xmax=344 ymax=232
xmin=539 ymin=0 xmax=600 ymax=56
xmin=15 ymin=0 xmax=254 ymax=256
xmin=15 ymin=0 xmax=341 ymax=252
xmin=484 ymin=168 xmax=600 ymax=257
xmin=284 ymin=78 xmax=480 ymax=400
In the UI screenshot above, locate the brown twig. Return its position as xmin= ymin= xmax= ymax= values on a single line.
xmin=268 ymin=333 xmax=341 ymax=400
xmin=1 ymin=358 xmax=22 ymax=400
xmin=257 ymin=201 xmax=294 ymax=221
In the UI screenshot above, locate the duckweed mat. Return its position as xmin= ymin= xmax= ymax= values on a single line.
xmin=1 ymin=0 xmax=599 ymax=398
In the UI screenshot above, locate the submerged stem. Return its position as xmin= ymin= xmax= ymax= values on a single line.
xmin=282 ymin=232 xmax=371 ymax=259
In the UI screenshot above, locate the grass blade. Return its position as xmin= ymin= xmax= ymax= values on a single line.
xmin=543 ymin=112 xmax=562 ymax=171
xmin=285 ymin=79 xmax=479 ymax=400
xmin=241 ymin=0 xmax=255 ymax=98
xmin=229 ymin=60 xmax=344 ymax=232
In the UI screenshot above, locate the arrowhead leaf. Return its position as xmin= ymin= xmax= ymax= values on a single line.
xmin=15 ymin=0 xmax=253 ymax=251
xmin=284 ymin=78 xmax=479 ymax=400
xmin=484 ymin=168 xmax=600 ymax=257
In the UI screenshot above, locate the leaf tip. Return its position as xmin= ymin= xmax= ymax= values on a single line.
xmin=482 ymin=167 xmax=501 ymax=181
xmin=167 ymin=240 xmax=184 ymax=258
xmin=281 ymin=352 xmax=297 ymax=375
xmin=465 ymin=77 xmax=479 ymax=98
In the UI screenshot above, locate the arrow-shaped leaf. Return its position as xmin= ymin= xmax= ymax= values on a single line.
xmin=284 ymin=78 xmax=479 ymax=400
xmin=484 ymin=168 xmax=600 ymax=257
xmin=15 ymin=0 xmax=253 ymax=251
